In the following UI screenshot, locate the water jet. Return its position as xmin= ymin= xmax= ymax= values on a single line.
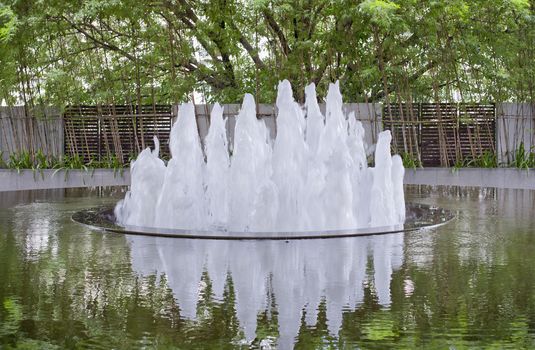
xmin=112 ymin=80 xmax=416 ymax=235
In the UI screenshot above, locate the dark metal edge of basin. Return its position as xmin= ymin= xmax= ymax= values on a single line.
xmin=72 ymin=203 xmax=455 ymax=240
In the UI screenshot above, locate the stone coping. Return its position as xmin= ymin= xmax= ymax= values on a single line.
xmin=0 ymin=168 xmax=533 ymax=192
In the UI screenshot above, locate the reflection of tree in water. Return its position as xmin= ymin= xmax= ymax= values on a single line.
xmin=189 ymin=270 xmax=243 ymax=347
xmin=251 ymin=273 xmax=279 ymax=349
xmin=294 ymin=298 xmax=335 ymax=349
xmin=1 ymin=186 xmax=535 ymax=348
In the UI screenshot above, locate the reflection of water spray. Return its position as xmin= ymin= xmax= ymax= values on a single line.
xmin=127 ymin=235 xmax=405 ymax=346
xmin=115 ymin=80 xmax=405 ymax=231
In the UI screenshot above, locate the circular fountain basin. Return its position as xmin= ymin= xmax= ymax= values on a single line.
xmin=72 ymin=203 xmax=454 ymax=240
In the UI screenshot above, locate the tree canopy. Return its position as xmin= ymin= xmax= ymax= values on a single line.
xmin=0 ymin=0 xmax=533 ymax=106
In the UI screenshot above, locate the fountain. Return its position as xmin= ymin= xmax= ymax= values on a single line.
xmin=113 ymin=80 xmax=407 ymax=234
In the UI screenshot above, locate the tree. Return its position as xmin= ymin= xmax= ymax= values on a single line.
xmin=0 ymin=0 xmax=533 ymax=106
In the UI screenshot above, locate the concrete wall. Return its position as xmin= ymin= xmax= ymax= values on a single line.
xmin=496 ymin=103 xmax=534 ymax=165
xmin=0 ymin=106 xmax=63 ymax=163
xmin=1 ymin=168 xmax=533 ymax=192
xmin=0 ymin=169 xmax=129 ymax=192
xmin=404 ymin=168 xmax=535 ymax=190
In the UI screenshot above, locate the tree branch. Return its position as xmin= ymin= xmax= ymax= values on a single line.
xmin=262 ymin=7 xmax=290 ymax=56
xmin=163 ymin=0 xmax=237 ymax=87
xmin=228 ymin=22 xmax=266 ymax=70
xmin=58 ymin=15 xmax=138 ymax=62
xmin=371 ymin=60 xmax=437 ymax=101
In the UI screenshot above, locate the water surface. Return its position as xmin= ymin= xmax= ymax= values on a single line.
xmin=0 ymin=185 xmax=534 ymax=349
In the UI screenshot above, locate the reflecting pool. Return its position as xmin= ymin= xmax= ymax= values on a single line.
xmin=0 ymin=185 xmax=534 ymax=349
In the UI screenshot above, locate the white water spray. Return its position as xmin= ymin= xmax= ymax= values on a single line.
xmin=115 ymin=80 xmax=405 ymax=232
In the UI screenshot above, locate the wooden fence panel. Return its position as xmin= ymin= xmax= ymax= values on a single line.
xmin=137 ymin=106 xmax=174 ymax=158
xmin=420 ymin=103 xmax=458 ymax=166
xmin=382 ymin=103 xmax=420 ymax=158
xmin=384 ymin=103 xmax=496 ymax=166
xmin=63 ymin=106 xmax=100 ymax=162
xmin=64 ymin=105 xmax=173 ymax=163
xmin=458 ymin=104 xmax=495 ymax=160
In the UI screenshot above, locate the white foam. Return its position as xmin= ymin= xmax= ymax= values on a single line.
xmin=115 ymin=80 xmax=405 ymax=232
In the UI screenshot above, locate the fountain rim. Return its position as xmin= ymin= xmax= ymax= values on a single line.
xmin=72 ymin=202 xmax=455 ymax=240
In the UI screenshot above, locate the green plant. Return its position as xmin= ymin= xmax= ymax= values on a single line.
xmin=452 ymin=157 xmax=465 ymax=171
xmin=34 ymin=150 xmax=60 ymax=179
xmin=401 ymin=151 xmax=420 ymax=169
xmin=51 ymin=154 xmax=88 ymax=182
xmin=2 ymin=151 xmax=133 ymax=177
xmin=452 ymin=150 xmax=497 ymax=170
xmin=0 ymin=151 xmax=6 ymax=168
xmin=470 ymin=150 xmax=497 ymax=168
xmin=512 ymin=142 xmax=535 ymax=169
xmin=8 ymin=151 xmax=33 ymax=172
xmin=99 ymin=154 xmax=125 ymax=177
xmin=451 ymin=156 xmax=476 ymax=172
xmin=34 ymin=150 xmax=53 ymax=169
